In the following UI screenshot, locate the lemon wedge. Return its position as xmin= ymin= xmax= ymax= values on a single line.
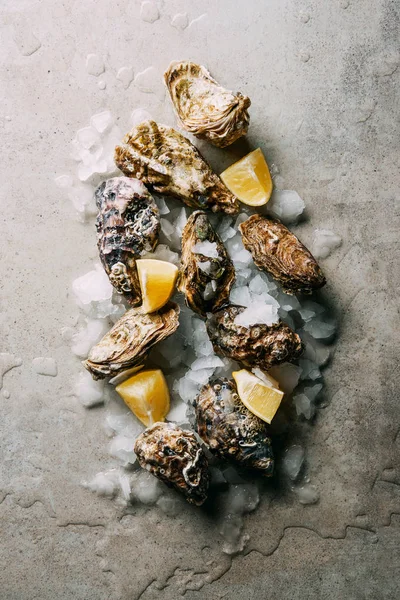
xmin=116 ymin=369 xmax=170 ymax=426
xmin=232 ymin=368 xmax=284 ymax=424
xmin=136 ymin=259 xmax=178 ymax=313
xmin=220 ymin=148 xmax=273 ymax=206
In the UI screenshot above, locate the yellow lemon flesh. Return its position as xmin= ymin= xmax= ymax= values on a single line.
xmin=220 ymin=148 xmax=273 ymax=207
xmin=136 ymin=259 xmax=178 ymax=313
xmin=116 ymin=369 xmax=170 ymax=427
xmin=232 ymin=369 xmax=284 ymax=424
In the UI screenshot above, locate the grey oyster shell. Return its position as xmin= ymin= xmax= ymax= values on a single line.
xmin=240 ymin=215 xmax=326 ymax=295
xmin=178 ymin=211 xmax=235 ymax=316
xmin=114 ymin=120 xmax=239 ymax=215
xmin=194 ymin=378 xmax=274 ymax=476
xmin=134 ymin=422 xmax=209 ymax=505
xmin=164 ymin=60 xmax=251 ymax=148
xmin=83 ymin=302 xmax=180 ymax=380
xmin=206 ymin=305 xmax=304 ymax=370
xmin=95 ymin=177 xmax=160 ymax=306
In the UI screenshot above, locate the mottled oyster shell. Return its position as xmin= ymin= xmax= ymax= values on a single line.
xmin=194 ymin=378 xmax=274 ymax=476
xmin=83 ymin=303 xmax=179 ymax=380
xmin=178 ymin=211 xmax=235 ymax=316
xmin=95 ymin=177 xmax=160 ymax=305
xmin=164 ymin=60 xmax=251 ymax=148
xmin=134 ymin=422 xmax=209 ymax=505
xmin=206 ymin=305 xmax=303 ymax=370
xmin=240 ymin=215 xmax=326 ymax=294
xmin=114 ymin=120 xmax=239 ymax=214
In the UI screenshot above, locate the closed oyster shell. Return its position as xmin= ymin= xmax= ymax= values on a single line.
xmin=95 ymin=177 xmax=160 ymax=305
xmin=240 ymin=215 xmax=326 ymax=294
xmin=194 ymin=378 xmax=274 ymax=476
xmin=83 ymin=302 xmax=179 ymax=380
xmin=206 ymin=305 xmax=303 ymax=370
xmin=114 ymin=120 xmax=239 ymax=214
xmin=178 ymin=211 xmax=235 ymax=316
xmin=164 ymin=60 xmax=251 ymax=148
xmin=134 ymin=422 xmax=209 ymax=505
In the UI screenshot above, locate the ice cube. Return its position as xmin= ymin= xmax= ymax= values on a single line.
xmin=302 ymin=333 xmax=331 ymax=367
xmin=230 ymin=285 xmax=252 ymax=307
xmin=249 ymin=275 xmax=270 ymax=296
xmin=202 ymin=281 xmax=216 ymax=300
xmin=130 ymin=107 xmax=153 ymax=126
xmin=90 ymin=110 xmax=115 ymax=134
xmin=76 ymin=126 xmax=101 ymax=150
xmin=293 ymin=392 xmax=314 ymax=419
xmin=155 ymin=196 xmax=170 ymax=215
xmin=282 ymin=445 xmax=304 ymax=480
xmin=72 ymin=265 xmax=119 ymax=318
xmin=71 ymin=318 xmax=109 ymax=358
xmin=191 ymin=356 xmax=224 ymax=371
xmin=234 ymin=213 xmax=249 ymax=229
xmin=131 ymin=470 xmax=163 ymax=505
xmin=176 ymin=376 xmax=200 ymax=403
xmin=303 ymin=317 xmax=336 ymax=339
xmin=73 ymin=371 xmax=105 ymax=407
xmin=83 ymin=470 xmax=119 ymax=497
xmin=186 ymin=367 xmax=214 ymax=385
xmin=267 ymin=190 xmax=305 ymax=224
xmin=192 ymin=240 xmax=219 ymax=258
xmin=109 ymin=435 xmax=137 ymax=465
xmin=166 ymin=400 xmax=188 ymax=423
xmin=234 ymin=301 xmax=279 ymax=327
xmin=269 ymin=363 xmax=302 ymax=395
xmin=312 ymin=229 xmax=342 ymax=259
xmin=299 ymin=359 xmax=321 ymax=381
xmin=294 ymin=483 xmax=320 ymax=505
xmin=161 ymin=217 xmax=175 ymax=240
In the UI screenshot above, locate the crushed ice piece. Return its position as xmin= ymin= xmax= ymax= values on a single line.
xmin=303 ymin=382 xmax=323 ymax=401
xmin=299 ymin=359 xmax=321 ymax=381
xmin=234 ymin=213 xmax=249 ymax=228
xmin=73 ymin=371 xmax=105 ymax=407
xmin=161 ymin=217 xmax=175 ymax=239
xmin=83 ymin=470 xmax=119 ymax=497
xmin=234 ymin=301 xmax=279 ymax=327
xmin=294 ymin=483 xmax=320 ymax=505
xmin=312 ymin=229 xmax=342 ymax=259
xmin=70 ymin=318 xmax=110 ymax=358
xmin=90 ymin=110 xmax=114 ymax=134
xmin=302 ymin=334 xmax=331 ymax=367
xmin=293 ymin=392 xmax=314 ymax=420
xmin=217 ymin=217 xmax=236 ymax=242
xmin=251 ymin=367 xmax=275 ymax=388
xmin=155 ymin=195 xmax=170 ymax=215
xmin=202 ymin=281 xmax=216 ymax=300
xmin=67 ymin=184 xmax=96 ymax=221
xmin=55 ymin=174 xmax=73 ymax=189
xmin=131 ymin=470 xmax=163 ymax=504
xmin=142 ymin=244 xmax=180 ymax=265
xmin=277 ymin=292 xmax=301 ymax=312
xmin=192 ymin=319 xmax=214 ymax=356
xmin=117 ymin=66 xmax=134 ymax=89
xmin=186 ymin=367 xmax=215 ymax=385
xmin=140 ymin=1 xmax=160 ymax=23
xmin=32 ymin=357 xmax=58 ymax=377
xmin=230 ymin=285 xmax=252 ymax=307
xmin=0 ymin=353 xmax=22 ymax=389
xmin=299 ymin=308 xmax=316 ymax=322
xmin=303 ymin=316 xmax=336 ymax=340
xmin=109 ymin=434 xmax=137 ymax=465
xmin=249 ymin=274 xmax=271 ymax=296
xmin=171 ymin=12 xmax=189 ymax=30
xmin=72 ymin=265 xmax=120 ymax=318
xmin=267 ymin=190 xmax=305 ymax=224
xmin=156 ymin=494 xmax=182 ymax=516
xmin=76 ymin=126 xmax=101 ymax=150
xmin=167 ymin=400 xmax=188 ymax=423
xmin=192 ymin=240 xmax=219 ymax=258
xmin=191 ymin=356 xmax=224 ymax=371
xmin=269 ymin=363 xmax=302 ymax=395
xmin=86 ymin=53 xmax=105 ymax=77
xmin=197 ymin=260 xmax=212 ymax=275
xmin=220 ymin=484 xmax=259 ymax=555
xmin=282 ymin=445 xmax=305 ymax=480
xmin=176 ymin=376 xmax=200 ymax=403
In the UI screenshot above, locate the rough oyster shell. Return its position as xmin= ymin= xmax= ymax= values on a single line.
xmin=240 ymin=215 xmax=326 ymax=294
xmin=206 ymin=305 xmax=303 ymax=370
xmin=83 ymin=303 xmax=179 ymax=380
xmin=134 ymin=422 xmax=209 ymax=505
xmin=194 ymin=378 xmax=274 ymax=476
xmin=114 ymin=120 xmax=239 ymax=214
xmin=95 ymin=177 xmax=160 ymax=305
xmin=178 ymin=211 xmax=235 ymax=316
xmin=164 ymin=60 xmax=251 ymax=148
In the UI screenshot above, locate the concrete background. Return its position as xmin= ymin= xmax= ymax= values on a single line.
xmin=1 ymin=0 xmax=399 ymax=598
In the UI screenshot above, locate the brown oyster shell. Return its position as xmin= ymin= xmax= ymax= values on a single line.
xmin=83 ymin=303 xmax=180 ymax=380
xmin=164 ymin=60 xmax=251 ymax=148
xmin=178 ymin=211 xmax=235 ymax=316
xmin=95 ymin=177 xmax=160 ymax=305
xmin=114 ymin=120 xmax=239 ymax=215
xmin=239 ymin=215 xmax=326 ymax=294
xmin=206 ymin=305 xmax=303 ymax=370
xmin=134 ymin=422 xmax=209 ymax=505
xmin=194 ymin=378 xmax=274 ymax=476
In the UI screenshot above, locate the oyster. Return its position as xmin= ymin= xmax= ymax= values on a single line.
xmin=164 ymin=60 xmax=251 ymax=148
xmin=95 ymin=177 xmax=160 ymax=305
xmin=206 ymin=305 xmax=303 ymax=370
xmin=134 ymin=422 xmax=209 ymax=505
xmin=83 ymin=302 xmax=179 ymax=380
xmin=194 ymin=378 xmax=274 ymax=476
xmin=178 ymin=211 xmax=235 ymax=316
xmin=240 ymin=215 xmax=326 ymax=294
xmin=114 ymin=120 xmax=239 ymax=214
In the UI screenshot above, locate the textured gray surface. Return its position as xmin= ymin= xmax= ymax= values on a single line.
xmin=1 ymin=0 xmax=399 ymax=599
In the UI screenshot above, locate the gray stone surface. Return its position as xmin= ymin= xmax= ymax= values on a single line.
xmin=1 ymin=0 xmax=399 ymax=599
